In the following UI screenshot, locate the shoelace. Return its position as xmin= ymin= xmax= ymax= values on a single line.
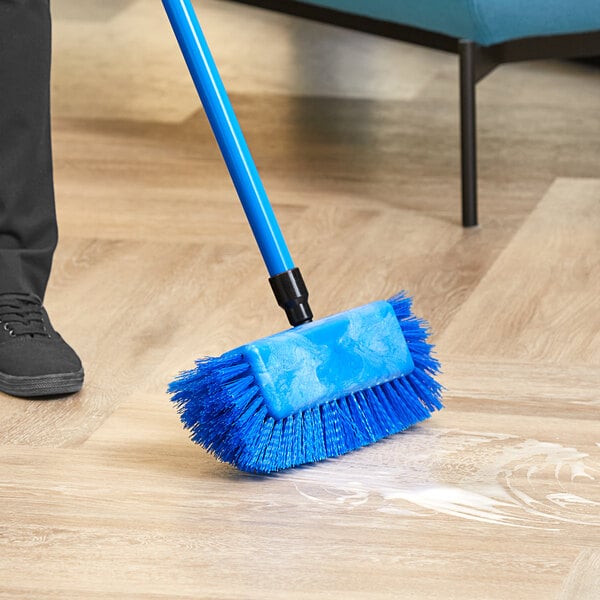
xmin=0 ymin=293 xmax=49 ymax=338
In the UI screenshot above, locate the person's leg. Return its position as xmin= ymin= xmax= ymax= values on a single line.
xmin=0 ymin=0 xmax=83 ymax=398
xmin=0 ymin=0 xmax=57 ymax=299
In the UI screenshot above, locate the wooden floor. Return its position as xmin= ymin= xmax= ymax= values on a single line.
xmin=2 ymin=0 xmax=599 ymax=598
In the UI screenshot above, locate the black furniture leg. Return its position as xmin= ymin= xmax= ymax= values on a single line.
xmin=459 ymin=40 xmax=478 ymax=227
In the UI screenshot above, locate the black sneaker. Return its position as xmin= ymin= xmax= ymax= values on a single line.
xmin=0 ymin=293 xmax=84 ymax=398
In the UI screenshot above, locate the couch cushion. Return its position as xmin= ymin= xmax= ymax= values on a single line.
xmin=301 ymin=0 xmax=600 ymax=46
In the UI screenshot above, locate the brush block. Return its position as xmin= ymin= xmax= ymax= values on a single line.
xmin=230 ymin=301 xmax=415 ymax=419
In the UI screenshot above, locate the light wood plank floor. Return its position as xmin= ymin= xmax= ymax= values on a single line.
xmin=1 ymin=1 xmax=599 ymax=598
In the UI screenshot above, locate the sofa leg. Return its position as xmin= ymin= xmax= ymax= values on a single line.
xmin=459 ymin=40 xmax=478 ymax=227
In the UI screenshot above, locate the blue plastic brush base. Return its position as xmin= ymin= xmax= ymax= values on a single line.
xmin=169 ymin=292 xmax=442 ymax=473
xmin=227 ymin=300 xmax=415 ymax=420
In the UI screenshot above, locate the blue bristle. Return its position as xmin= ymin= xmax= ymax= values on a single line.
xmin=168 ymin=292 xmax=443 ymax=473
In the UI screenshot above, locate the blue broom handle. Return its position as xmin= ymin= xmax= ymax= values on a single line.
xmin=162 ymin=0 xmax=294 ymax=277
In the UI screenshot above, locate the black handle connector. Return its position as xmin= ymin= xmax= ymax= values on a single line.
xmin=269 ymin=268 xmax=313 ymax=327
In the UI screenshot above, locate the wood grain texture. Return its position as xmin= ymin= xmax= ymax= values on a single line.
xmin=438 ymin=179 xmax=600 ymax=364
xmin=51 ymin=0 xmax=453 ymax=122
xmin=1 ymin=0 xmax=599 ymax=598
xmin=558 ymin=550 xmax=600 ymax=600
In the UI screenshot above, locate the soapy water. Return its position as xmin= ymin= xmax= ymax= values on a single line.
xmin=283 ymin=428 xmax=600 ymax=528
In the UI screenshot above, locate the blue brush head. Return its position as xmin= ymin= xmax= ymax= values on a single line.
xmin=169 ymin=292 xmax=442 ymax=473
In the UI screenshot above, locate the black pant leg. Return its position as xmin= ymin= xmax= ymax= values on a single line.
xmin=0 ymin=0 xmax=57 ymax=300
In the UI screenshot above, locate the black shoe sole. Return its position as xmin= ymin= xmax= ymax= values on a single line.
xmin=0 ymin=368 xmax=84 ymax=398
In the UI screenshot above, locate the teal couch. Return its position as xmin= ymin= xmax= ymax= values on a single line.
xmin=229 ymin=0 xmax=600 ymax=226
xmin=300 ymin=0 xmax=600 ymax=46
